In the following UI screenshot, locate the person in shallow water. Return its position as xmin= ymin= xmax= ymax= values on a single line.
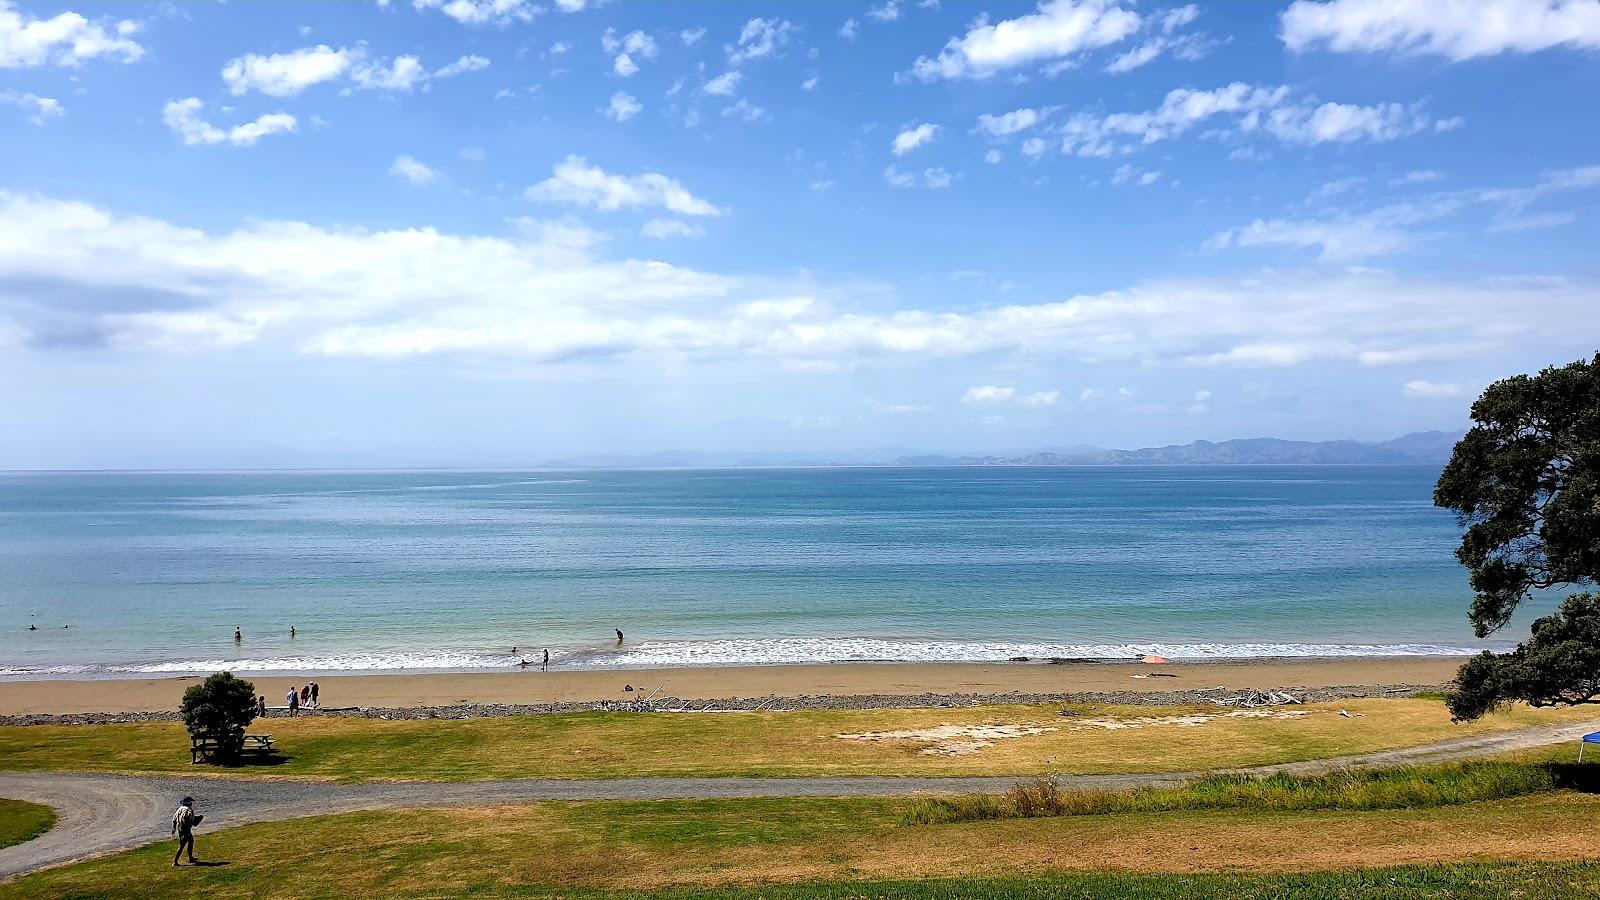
xmin=233 ymin=626 xmax=241 ymax=642
xmin=616 ymin=629 xmax=624 ymax=645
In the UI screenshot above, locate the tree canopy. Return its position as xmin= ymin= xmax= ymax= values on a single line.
xmin=179 ymin=671 xmax=258 ymax=761
xmin=1434 ymin=352 xmax=1600 ymax=720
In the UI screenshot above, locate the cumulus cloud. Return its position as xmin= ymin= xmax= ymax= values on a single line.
xmin=0 ymin=88 xmax=62 ymax=123
xmin=1282 ymin=0 xmax=1600 ymax=60
xmin=721 ymin=98 xmax=768 ymax=122
xmin=0 ymin=1 xmax=142 ymax=68
xmin=883 ymin=165 xmax=953 ymax=189
xmin=4 ymin=192 xmax=1598 ymax=381
xmin=1022 ymin=390 xmax=1061 ymax=407
xmin=162 ymin=98 xmax=297 ymax=147
xmin=389 ymin=155 xmax=437 ymax=184
xmin=891 ymin=122 xmax=939 ymax=155
xmin=703 ymin=70 xmax=741 ymax=95
xmin=222 ymin=44 xmax=469 ymax=95
xmin=680 ymin=27 xmax=706 ymax=46
xmin=603 ymin=90 xmax=641 ymax=121
xmin=411 ymin=0 xmax=536 ymax=26
xmin=526 ymin=155 xmax=723 ymax=216
xmin=975 ymin=108 xmax=1043 ymax=137
xmin=728 ymin=17 xmax=795 ymax=65
xmin=909 ymin=0 xmax=1143 ymax=80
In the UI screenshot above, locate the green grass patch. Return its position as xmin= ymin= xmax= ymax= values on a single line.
xmin=0 ymin=698 xmax=1592 ymax=783
xmin=0 ymin=798 xmax=54 ymax=850
xmin=905 ymin=760 xmax=1600 ymax=824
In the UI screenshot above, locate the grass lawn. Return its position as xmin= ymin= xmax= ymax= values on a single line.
xmin=0 ymin=698 xmax=1592 ymax=782
xmin=7 ymin=787 xmax=1600 ymax=898
xmin=0 ymin=800 xmax=53 ymax=851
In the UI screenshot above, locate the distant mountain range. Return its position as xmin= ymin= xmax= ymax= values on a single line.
xmin=541 ymin=431 xmax=1464 ymax=469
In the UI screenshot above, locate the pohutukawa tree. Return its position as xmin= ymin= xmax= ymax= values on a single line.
xmin=1434 ymin=352 xmax=1600 ymax=721
xmin=179 ymin=671 xmax=258 ymax=762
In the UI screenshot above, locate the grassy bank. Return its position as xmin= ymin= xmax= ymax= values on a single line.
xmin=0 ymin=698 xmax=1591 ymax=782
xmin=905 ymin=760 xmax=1596 ymax=823
xmin=7 ymin=790 xmax=1600 ymax=898
xmin=0 ymin=800 xmax=53 ymax=851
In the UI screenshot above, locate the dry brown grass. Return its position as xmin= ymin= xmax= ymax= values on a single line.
xmin=2 ymin=698 xmax=1594 ymax=782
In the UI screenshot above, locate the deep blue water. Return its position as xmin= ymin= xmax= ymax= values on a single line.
xmin=0 ymin=467 xmax=1519 ymax=676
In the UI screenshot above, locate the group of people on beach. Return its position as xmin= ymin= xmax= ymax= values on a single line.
xmin=512 ymin=630 xmax=625 ymax=670
xmin=279 ymin=682 xmax=319 ymax=716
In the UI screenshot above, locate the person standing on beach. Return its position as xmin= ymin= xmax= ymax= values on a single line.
xmin=542 ymin=648 xmax=549 ymax=672
xmin=286 ymin=686 xmax=299 ymax=717
xmin=310 ymin=681 xmax=319 ymax=708
xmin=171 ymin=796 xmax=200 ymax=866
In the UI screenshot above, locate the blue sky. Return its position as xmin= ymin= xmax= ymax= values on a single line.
xmin=3 ymin=0 xmax=1599 ymax=468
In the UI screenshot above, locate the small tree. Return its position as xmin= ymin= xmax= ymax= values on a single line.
xmin=1434 ymin=352 xmax=1600 ymax=720
xmin=180 ymin=671 xmax=257 ymax=761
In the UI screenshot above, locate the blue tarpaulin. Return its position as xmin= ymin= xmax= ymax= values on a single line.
xmin=1579 ymin=732 xmax=1600 ymax=762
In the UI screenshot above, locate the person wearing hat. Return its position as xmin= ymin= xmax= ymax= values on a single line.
xmin=171 ymin=795 xmax=202 ymax=866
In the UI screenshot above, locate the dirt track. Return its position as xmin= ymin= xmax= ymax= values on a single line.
xmin=3 ymin=715 xmax=1596 ymax=882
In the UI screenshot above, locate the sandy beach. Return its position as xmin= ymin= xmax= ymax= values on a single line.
xmin=0 ymin=657 xmax=1462 ymax=716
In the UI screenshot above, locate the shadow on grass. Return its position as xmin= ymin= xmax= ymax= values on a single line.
xmin=1546 ymin=762 xmax=1600 ymax=792
xmin=186 ymin=861 xmax=229 ymax=868
xmin=198 ymin=754 xmax=295 ymax=770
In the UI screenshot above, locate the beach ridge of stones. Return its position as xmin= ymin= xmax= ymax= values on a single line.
xmin=0 ymin=683 xmax=1443 ymax=727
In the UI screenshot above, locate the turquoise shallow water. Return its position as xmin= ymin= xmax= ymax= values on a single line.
xmin=0 ymin=466 xmax=1520 ymax=677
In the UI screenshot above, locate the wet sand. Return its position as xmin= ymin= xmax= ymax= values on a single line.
xmin=0 ymin=657 xmax=1462 ymax=716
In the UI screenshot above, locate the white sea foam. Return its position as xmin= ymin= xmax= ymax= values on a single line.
xmin=0 ymin=638 xmax=1495 ymax=678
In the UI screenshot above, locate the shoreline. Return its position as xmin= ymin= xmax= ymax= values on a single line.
xmin=0 ymin=656 xmax=1463 ymax=717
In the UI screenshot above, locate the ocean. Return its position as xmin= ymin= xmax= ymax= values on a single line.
xmin=0 ymin=466 xmax=1519 ymax=678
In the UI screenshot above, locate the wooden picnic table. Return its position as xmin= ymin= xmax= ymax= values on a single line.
xmin=190 ymin=733 xmax=276 ymax=764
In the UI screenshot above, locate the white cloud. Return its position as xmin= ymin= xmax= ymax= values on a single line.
xmin=866 ymin=1 xmax=901 ymax=23
xmin=1057 ymin=83 xmax=1444 ymax=157
xmin=0 ymin=1 xmax=143 ymax=68
xmin=975 ymin=107 xmax=1042 ymax=137
xmin=923 ymin=167 xmax=953 ymax=188
xmin=612 ymin=53 xmax=638 ymax=76
xmin=1403 ymin=380 xmax=1464 ymax=399
xmin=1020 ymin=137 xmax=1049 ymax=156
xmin=549 ymin=41 xmax=570 ymax=54
xmin=910 ymin=0 xmax=1142 ymax=81
xmin=6 ymin=192 xmax=1598 ymax=383
xmin=1021 ymin=390 xmax=1061 ymax=407
xmin=1112 ymin=164 xmax=1160 ymax=186
xmin=1210 ymin=166 xmax=1600 ymax=261
xmin=801 ymin=75 xmax=818 ymax=90
xmin=0 ymin=89 xmax=62 ymax=123
xmin=962 ymin=385 xmax=1015 ymax=403
xmin=411 ymin=0 xmax=536 ymax=26
xmin=680 ymin=27 xmax=706 ymax=46
xmin=1282 ymin=0 xmax=1600 ymax=60
xmin=839 ymin=18 xmax=859 ymax=39
xmin=704 ymin=70 xmax=741 ymax=95
xmin=884 ymin=165 xmax=952 ymax=189
xmin=603 ymin=90 xmax=641 ymax=121
xmin=891 ymin=122 xmax=939 ymax=155
xmin=435 ymin=54 xmax=490 ymax=77
xmin=351 ymin=54 xmax=428 ymax=91
xmin=1308 ymin=176 xmax=1365 ymax=202
xmin=389 ymin=155 xmax=438 ymax=184
xmin=984 ymin=149 xmax=1003 ymax=164
xmin=728 ymin=17 xmax=795 ymax=65
xmin=1391 ymin=170 xmax=1443 ymax=186
xmin=641 ymin=218 xmax=705 ymax=239
xmin=722 ymin=98 xmax=768 ymax=122
xmin=1487 ymin=211 xmax=1578 ymax=233
xmin=526 ymin=155 xmax=723 ymax=216
xmin=162 ymin=98 xmax=297 ymax=147
xmin=222 ymin=45 xmax=352 ymax=96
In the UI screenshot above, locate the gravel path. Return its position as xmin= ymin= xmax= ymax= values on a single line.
xmin=3 ymin=716 xmax=1596 ymax=882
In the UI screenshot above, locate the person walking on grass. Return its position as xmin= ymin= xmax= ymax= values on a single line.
xmin=286 ymin=686 xmax=299 ymax=717
xmin=171 ymin=796 xmax=201 ymax=866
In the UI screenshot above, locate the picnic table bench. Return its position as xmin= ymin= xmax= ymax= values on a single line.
xmin=191 ymin=733 xmax=276 ymax=765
